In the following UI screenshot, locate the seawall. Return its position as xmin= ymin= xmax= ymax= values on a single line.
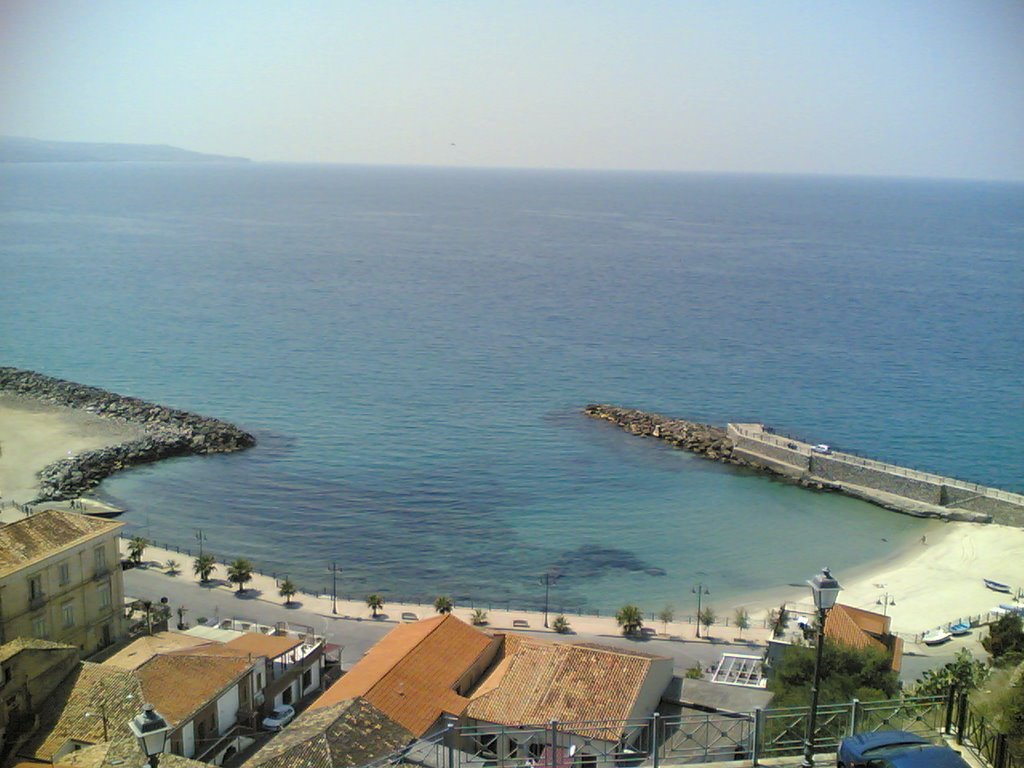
xmin=585 ymin=404 xmax=1024 ymax=527
xmin=0 ymin=367 xmax=256 ymax=501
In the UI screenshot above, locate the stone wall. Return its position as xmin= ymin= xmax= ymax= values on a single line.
xmin=0 ymin=367 xmax=256 ymax=501
xmin=809 ymin=455 xmax=943 ymax=504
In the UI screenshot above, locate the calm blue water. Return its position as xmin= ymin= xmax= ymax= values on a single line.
xmin=1 ymin=164 xmax=1021 ymax=614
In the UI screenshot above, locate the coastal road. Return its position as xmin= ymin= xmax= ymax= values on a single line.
xmin=124 ymin=569 xmax=764 ymax=674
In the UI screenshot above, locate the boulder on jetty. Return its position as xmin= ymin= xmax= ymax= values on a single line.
xmin=583 ymin=404 xmax=746 ymax=465
xmin=0 ymin=367 xmax=256 ymax=501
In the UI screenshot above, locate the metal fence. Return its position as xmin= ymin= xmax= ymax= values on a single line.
xmin=354 ymin=692 xmax=1017 ymax=768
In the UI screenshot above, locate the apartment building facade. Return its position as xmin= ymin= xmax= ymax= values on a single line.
xmin=0 ymin=509 xmax=126 ymax=655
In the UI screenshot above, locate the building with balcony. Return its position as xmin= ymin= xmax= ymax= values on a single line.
xmin=0 ymin=509 xmax=126 ymax=655
xmin=18 ymin=650 xmax=260 ymax=766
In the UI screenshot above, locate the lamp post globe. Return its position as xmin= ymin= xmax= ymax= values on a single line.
xmin=129 ymin=703 xmax=171 ymax=768
xmin=801 ymin=567 xmax=841 ymax=768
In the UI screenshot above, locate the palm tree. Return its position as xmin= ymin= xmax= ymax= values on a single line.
xmin=279 ymin=578 xmax=297 ymax=606
xmin=734 ymin=608 xmax=751 ymax=639
xmin=768 ymin=605 xmax=790 ymax=638
xmin=434 ymin=595 xmax=454 ymax=614
xmin=552 ymin=615 xmax=571 ymax=634
xmin=366 ymin=594 xmax=385 ymax=618
xmin=164 ymin=559 xmax=180 ymax=576
xmin=699 ymin=606 xmax=716 ymax=638
xmin=616 ymin=604 xmax=644 ymax=636
xmin=127 ymin=536 xmax=148 ymax=566
xmin=471 ymin=608 xmax=488 ymax=626
xmin=193 ymin=553 xmax=217 ymax=583
xmin=227 ymin=558 xmax=254 ymax=593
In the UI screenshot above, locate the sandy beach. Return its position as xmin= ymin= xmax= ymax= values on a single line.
xmin=2 ymin=393 xmax=1022 ymax=644
xmin=0 ymin=392 xmax=146 ymax=504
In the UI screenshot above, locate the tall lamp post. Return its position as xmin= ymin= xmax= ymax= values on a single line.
xmin=328 ymin=562 xmax=342 ymax=615
xmin=129 ymin=703 xmax=171 ymax=768
xmin=541 ymin=571 xmax=561 ymax=628
xmin=801 ymin=567 xmax=842 ymax=768
xmin=692 ymin=583 xmax=710 ymax=638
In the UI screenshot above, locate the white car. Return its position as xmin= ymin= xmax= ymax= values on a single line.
xmin=262 ymin=704 xmax=295 ymax=731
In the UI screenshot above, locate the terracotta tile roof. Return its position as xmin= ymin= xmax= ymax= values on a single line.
xmin=465 ymin=637 xmax=667 ymax=738
xmin=0 ymin=637 xmax=77 ymax=664
xmin=224 ymin=633 xmax=304 ymax=659
xmin=137 ymin=653 xmax=256 ymax=725
xmin=0 ymin=509 xmax=121 ymax=577
xmin=25 ymin=663 xmax=144 ymax=761
xmin=56 ymin=736 xmax=211 ymax=768
xmin=824 ymin=604 xmax=902 ymax=672
xmin=839 ymin=603 xmax=891 ymax=635
xmin=102 ymin=632 xmax=213 ymax=670
xmin=312 ymin=615 xmax=499 ymax=736
xmin=243 ymin=697 xmax=414 ymax=768
xmin=25 ymin=653 xmax=256 ymax=762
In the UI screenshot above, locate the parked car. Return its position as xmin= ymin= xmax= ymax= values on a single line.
xmin=837 ymin=730 xmax=970 ymax=767
xmin=812 ymin=443 xmax=832 ymax=454
xmin=262 ymin=704 xmax=296 ymax=732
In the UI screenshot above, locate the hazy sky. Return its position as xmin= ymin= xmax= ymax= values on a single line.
xmin=2 ymin=1 xmax=1023 ymax=180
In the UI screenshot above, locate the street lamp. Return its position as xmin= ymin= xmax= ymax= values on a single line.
xmin=692 ymin=583 xmax=710 ymax=638
xmin=876 ymin=592 xmax=896 ymax=617
xmin=328 ymin=562 xmax=342 ymax=615
xmin=541 ymin=571 xmax=561 ymax=628
xmin=129 ymin=703 xmax=171 ymax=768
xmin=801 ymin=567 xmax=842 ymax=768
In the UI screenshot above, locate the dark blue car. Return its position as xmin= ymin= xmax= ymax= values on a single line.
xmin=837 ymin=730 xmax=970 ymax=767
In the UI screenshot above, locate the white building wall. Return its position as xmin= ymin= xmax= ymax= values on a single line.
xmin=183 ymin=721 xmax=196 ymax=758
xmin=216 ymin=685 xmax=241 ymax=735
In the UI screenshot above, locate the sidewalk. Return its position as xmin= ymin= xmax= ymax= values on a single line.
xmin=122 ymin=539 xmax=774 ymax=646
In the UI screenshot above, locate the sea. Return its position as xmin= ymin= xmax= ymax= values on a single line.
xmin=1 ymin=163 xmax=1021 ymax=616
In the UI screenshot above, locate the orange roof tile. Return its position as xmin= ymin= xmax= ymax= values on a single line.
xmin=0 ymin=509 xmax=121 ymax=578
xmin=137 ymin=653 xmax=255 ymax=725
xmin=313 ymin=615 xmax=499 ymax=736
xmin=839 ymin=603 xmax=891 ymax=635
xmin=824 ymin=604 xmax=901 ymax=672
xmin=102 ymin=632 xmax=213 ymax=670
xmin=465 ymin=638 xmax=666 ymax=737
xmin=224 ymin=633 xmax=304 ymax=659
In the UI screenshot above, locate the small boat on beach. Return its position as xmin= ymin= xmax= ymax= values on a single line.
xmin=949 ymin=622 xmax=971 ymax=636
xmin=922 ymin=629 xmax=952 ymax=646
xmin=984 ymin=578 xmax=1012 ymax=593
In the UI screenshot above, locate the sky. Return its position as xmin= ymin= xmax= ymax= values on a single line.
xmin=1 ymin=1 xmax=1023 ymax=180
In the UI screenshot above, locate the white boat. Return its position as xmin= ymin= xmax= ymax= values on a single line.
xmin=949 ymin=622 xmax=971 ymax=636
xmin=922 ymin=629 xmax=951 ymax=646
xmin=984 ymin=578 xmax=1012 ymax=593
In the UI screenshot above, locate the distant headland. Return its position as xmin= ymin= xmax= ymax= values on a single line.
xmin=584 ymin=404 xmax=1024 ymax=528
xmin=0 ymin=136 xmax=249 ymax=163
xmin=0 ymin=367 xmax=255 ymax=502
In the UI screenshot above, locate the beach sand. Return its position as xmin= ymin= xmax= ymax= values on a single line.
xmin=0 ymin=392 xmax=146 ymax=504
xmin=3 ymin=393 xmax=1022 ymax=644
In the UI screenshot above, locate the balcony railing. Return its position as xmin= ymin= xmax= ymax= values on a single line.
xmin=29 ymin=594 xmax=45 ymax=611
xmin=351 ymin=691 xmax=1016 ymax=768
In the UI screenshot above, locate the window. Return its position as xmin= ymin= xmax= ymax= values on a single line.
xmin=59 ymin=561 xmax=71 ymax=586
xmin=62 ymin=602 xmax=75 ymax=628
xmin=32 ymin=616 xmax=46 ymax=638
xmin=302 ymin=669 xmax=313 ymax=689
xmin=29 ymin=575 xmax=43 ymax=599
xmin=2 ymin=666 xmax=11 ymax=685
xmin=282 ymin=686 xmax=293 ymax=705
xmin=98 ymin=583 xmax=112 ymax=609
xmin=94 ymin=546 xmax=107 ymax=571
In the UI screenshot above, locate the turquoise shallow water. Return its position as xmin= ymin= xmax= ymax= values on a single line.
xmin=1 ymin=164 xmax=1020 ymax=614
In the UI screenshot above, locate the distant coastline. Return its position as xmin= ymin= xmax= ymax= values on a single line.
xmin=0 ymin=367 xmax=255 ymax=502
xmin=0 ymin=136 xmax=249 ymax=163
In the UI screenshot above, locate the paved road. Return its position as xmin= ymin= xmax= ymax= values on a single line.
xmin=125 ymin=568 xmax=763 ymax=673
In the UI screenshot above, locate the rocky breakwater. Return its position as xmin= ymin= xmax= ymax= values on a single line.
xmin=583 ymin=404 xmax=743 ymax=464
xmin=0 ymin=367 xmax=256 ymax=501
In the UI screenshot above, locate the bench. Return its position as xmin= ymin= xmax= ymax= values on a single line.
xmin=401 ymin=612 xmax=419 ymax=622
xmin=512 ymin=619 xmax=530 ymax=628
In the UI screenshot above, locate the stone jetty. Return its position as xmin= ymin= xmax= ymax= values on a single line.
xmin=585 ymin=404 xmax=1024 ymax=526
xmin=0 ymin=367 xmax=256 ymax=501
